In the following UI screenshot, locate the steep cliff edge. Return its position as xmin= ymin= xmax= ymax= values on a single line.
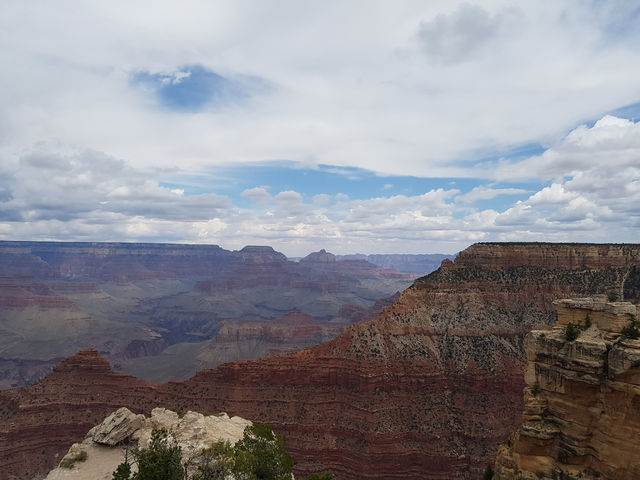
xmin=494 ymin=297 xmax=640 ymax=480
xmin=1 ymin=243 xmax=640 ymax=480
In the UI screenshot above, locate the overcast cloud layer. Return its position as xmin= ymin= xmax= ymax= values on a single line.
xmin=1 ymin=1 xmax=639 ymax=255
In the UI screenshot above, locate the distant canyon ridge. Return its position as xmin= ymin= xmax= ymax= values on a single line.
xmin=0 ymin=241 xmax=452 ymax=389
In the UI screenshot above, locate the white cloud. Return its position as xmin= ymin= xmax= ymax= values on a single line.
xmin=274 ymin=190 xmax=303 ymax=203
xmin=2 ymin=2 xmax=640 ymax=178
xmin=241 ymin=187 xmax=272 ymax=203
xmin=416 ymin=3 xmax=505 ymax=64
xmin=456 ymin=186 xmax=530 ymax=203
xmin=312 ymin=193 xmax=332 ymax=206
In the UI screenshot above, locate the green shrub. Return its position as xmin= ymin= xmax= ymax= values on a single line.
xmin=565 ymin=323 xmax=580 ymax=341
xmin=112 ymin=428 xmax=183 ymax=480
xmin=192 ymin=440 xmax=235 ymax=480
xmin=234 ymin=422 xmax=293 ymax=480
xmin=112 ymin=460 xmax=132 ymax=480
xmin=307 ymin=474 xmax=333 ymax=480
xmin=307 ymin=472 xmax=333 ymax=480
xmin=622 ymin=320 xmax=640 ymax=340
xmin=112 ymin=422 xmax=298 ymax=480
xmin=60 ymin=450 xmax=87 ymax=468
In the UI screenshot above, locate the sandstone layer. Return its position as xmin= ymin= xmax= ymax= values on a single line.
xmin=1 ymin=243 xmax=640 ymax=480
xmin=494 ymin=297 xmax=640 ymax=480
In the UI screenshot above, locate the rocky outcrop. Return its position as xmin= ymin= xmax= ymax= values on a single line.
xmin=494 ymin=297 xmax=640 ymax=479
xmin=45 ymin=407 xmax=251 ymax=480
xmin=1 ymin=243 xmax=640 ymax=480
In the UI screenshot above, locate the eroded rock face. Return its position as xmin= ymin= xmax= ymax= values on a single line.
xmin=2 ymin=243 xmax=640 ymax=480
xmin=45 ymin=407 xmax=251 ymax=480
xmin=494 ymin=297 xmax=640 ymax=480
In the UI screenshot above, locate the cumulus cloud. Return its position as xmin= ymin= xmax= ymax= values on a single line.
xmin=456 ymin=186 xmax=530 ymax=203
xmin=274 ymin=190 xmax=303 ymax=203
xmin=312 ymin=193 xmax=332 ymax=206
xmin=489 ymin=115 xmax=640 ymax=233
xmin=241 ymin=187 xmax=272 ymax=203
xmin=0 ymin=149 xmax=232 ymax=226
xmin=494 ymin=116 xmax=640 ymax=181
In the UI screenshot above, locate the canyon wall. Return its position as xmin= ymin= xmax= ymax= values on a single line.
xmin=494 ymin=297 xmax=640 ymax=480
xmin=1 ymin=243 xmax=639 ymax=480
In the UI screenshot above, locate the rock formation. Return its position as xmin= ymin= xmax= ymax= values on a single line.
xmin=45 ymin=407 xmax=251 ymax=480
xmin=194 ymin=311 xmax=345 ymax=366
xmin=494 ymin=297 xmax=640 ymax=479
xmin=1 ymin=243 xmax=640 ymax=480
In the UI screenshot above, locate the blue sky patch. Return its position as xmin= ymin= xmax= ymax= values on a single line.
xmin=607 ymin=101 xmax=640 ymax=122
xmin=131 ymin=64 xmax=249 ymax=112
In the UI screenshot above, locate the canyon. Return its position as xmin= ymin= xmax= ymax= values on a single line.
xmin=0 ymin=242 xmax=415 ymax=388
xmin=1 ymin=243 xmax=639 ymax=480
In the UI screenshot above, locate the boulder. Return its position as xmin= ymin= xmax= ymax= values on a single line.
xmin=90 ymin=407 xmax=144 ymax=446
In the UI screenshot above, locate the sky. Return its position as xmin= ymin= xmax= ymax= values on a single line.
xmin=1 ymin=1 xmax=640 ymax=256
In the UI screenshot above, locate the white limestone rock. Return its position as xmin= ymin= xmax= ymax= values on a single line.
xmin=90 ymin=407 xmax=145 ymax=446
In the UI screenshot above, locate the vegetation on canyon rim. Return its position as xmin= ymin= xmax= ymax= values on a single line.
xmin=112 ymin=423 xmax=332 ymax=480
xmin=564 ymin=314 xmax=592 ymax=342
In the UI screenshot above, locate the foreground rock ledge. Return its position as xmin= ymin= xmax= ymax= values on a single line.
xmin=494 ymin=296 xmax=640 ymax=480
xmin=45 ymin=407 xmax=251 ymax=480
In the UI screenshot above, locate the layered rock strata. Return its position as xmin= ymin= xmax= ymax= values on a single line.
xmin=494 ymin=297 xmax=640 ymax=479
xmin=0 ymin=242 xmax=414 ymax=388
xmin=1 ymin=243 xmax=640 ymax=480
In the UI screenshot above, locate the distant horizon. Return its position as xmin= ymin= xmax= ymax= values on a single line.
xmin=3 ymin=238 xmax=640 ymax=260
xmin=0 ymin=238 xmax=460 ymax=258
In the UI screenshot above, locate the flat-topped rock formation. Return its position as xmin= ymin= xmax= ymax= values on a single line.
xmin=1 ymin=243 xmax=640 ymax=480
xmin=494 ymin=297 xmax=640 ymax=479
